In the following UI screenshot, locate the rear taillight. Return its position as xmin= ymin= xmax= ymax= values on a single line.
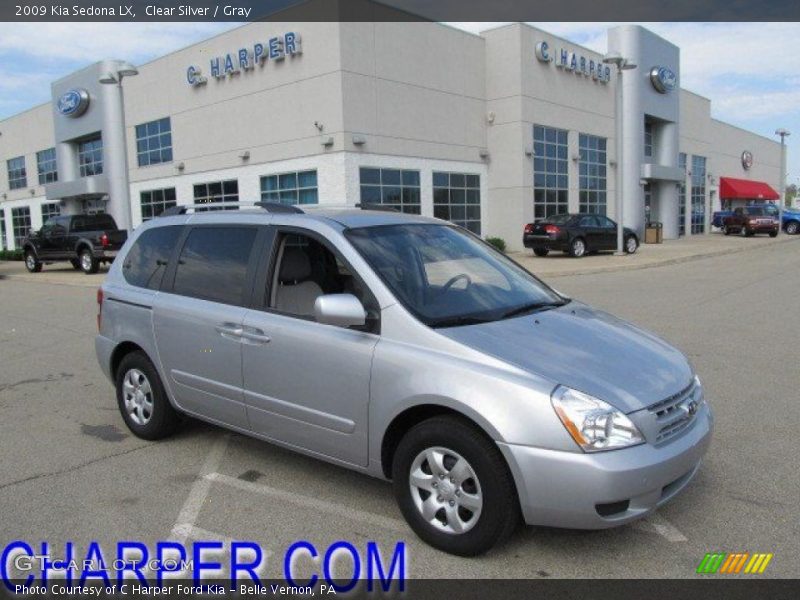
xmin=100 ymin=233 xmax=109 ymax=247
xmin=544 ymin=224 xmax=561 ymax=235
xmin=524 ymin=223 xmax=534 ymax=234
xmin=97 ymin=288 xmax=104 ymax=331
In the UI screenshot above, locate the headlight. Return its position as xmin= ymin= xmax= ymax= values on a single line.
xmin=551 ymin=385 xmax=644 ymax=452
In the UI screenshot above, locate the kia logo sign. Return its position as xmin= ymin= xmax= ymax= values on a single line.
xmin=649 ymin=66 xmax=677 ymax=93
xmin=56 ymin=88 xmax=90 ymax=118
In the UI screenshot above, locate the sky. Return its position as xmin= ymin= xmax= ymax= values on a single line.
xmin=0 ymin=21 xmax=796 ymax=185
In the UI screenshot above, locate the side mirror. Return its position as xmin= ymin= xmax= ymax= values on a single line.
xmin=314 ymin=293 xmax=366 ymax=328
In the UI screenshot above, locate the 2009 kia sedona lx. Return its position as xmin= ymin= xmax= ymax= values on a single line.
xmin=95 ymin=203 xmax=712 ymax=556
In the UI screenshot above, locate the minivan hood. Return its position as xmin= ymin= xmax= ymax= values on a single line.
xmin=437 ymin=302 xmax=693 ymax=413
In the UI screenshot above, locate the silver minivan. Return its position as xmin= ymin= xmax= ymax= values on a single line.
xmin=95 ymin=203 xmax=712 ymax=556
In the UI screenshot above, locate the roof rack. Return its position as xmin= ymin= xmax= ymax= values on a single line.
xmin=158 ymin=202 xmax=304 ymax=217
xmin=355 ymin=203 xmax=399 ymax=213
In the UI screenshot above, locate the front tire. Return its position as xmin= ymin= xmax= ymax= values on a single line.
xmin=79 ymin=249 xmax=99 ymax=274
xmin=568 ymin=237 xmax=586 ymax=258
xmin=769 ymin=230 xmax=778 ymax=238
xmin=533 ymin=247 xmax=549 ymax=257
xmin=70 ymin=258 xmax=81 ymax=270
xmin=116 ymin=351 xmax=180 ymax=440
xmin=24 ymin=251 xmax=42 ymax=273
xmin=723 ymin=225 xmax=730 ymax=236
xmin=786 ymin=221 xmax=799 ymax=235
xmin=392 ymin=415 xmax=519 ymax=556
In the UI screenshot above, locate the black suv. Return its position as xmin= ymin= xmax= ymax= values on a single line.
xmin=22 ymin=214 xmax=128 ymax=274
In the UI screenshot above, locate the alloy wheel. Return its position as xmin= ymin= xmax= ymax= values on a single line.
xmin=25 ymin=254 xmax=36 ymax=270
xmin=408 ymin=447 xmax=483 ymax=535
xmin=626 ymin=237 xmax=637 ymax=253
xmin=122 ymin=368 xmax=154 ymax=425
xmin=573 ymin=239 xmax=585 ymax=257
xmin=81 ymin=253 xmax=93 ymax=272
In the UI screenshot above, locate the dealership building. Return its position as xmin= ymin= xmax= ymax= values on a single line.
xmin=0 ymin=21 xmax=784 ymax=252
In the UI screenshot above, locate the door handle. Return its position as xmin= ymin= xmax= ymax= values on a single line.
xmin=240 ymin=327 xmax=271 ymax=345
xmin=215 ymin=323 xmax=243 ymax=339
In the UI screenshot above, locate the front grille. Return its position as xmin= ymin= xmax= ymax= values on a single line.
xmin=647 ymin=381 xmax=698 ymax=443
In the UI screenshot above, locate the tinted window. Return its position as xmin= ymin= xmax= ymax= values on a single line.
xmin=173 ymin=227 xmax=257 ymax=305
xmin=579 ymin=216 xmax=598 ymax=227
xmin=597 ymin=216 xmax=616 ymax=229
xmin=72 ymin=214 xmax=117 ymax=232
xmin=123 ymin=226 xmax=183 ymax=290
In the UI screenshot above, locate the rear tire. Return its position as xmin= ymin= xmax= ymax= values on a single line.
xmin=115 ymin=351 xmax=180 ymax=440
xmin=769 ymin=231 xmax=778 ymax=238
xmin=70 ymin=258 xmax=81 ymax=270
xmin=392 ymin=415 xmax=519 ymax=556
xmin=79 ymin=249 xmax=99 ymax=274
xmin=533 ymin=247 xmax=549 ymax=257
xmin=24 ymin=251 xmax=42 ymax=273
xmin=624 ymin=235 xmax=639 ymax=254
xmin=723 ymin=225 xmax=730 ymax=236
xmin=786 ymin=221 xmax=799 ymax=235
xmin=568 ymin=237 xmax=586 ymax=258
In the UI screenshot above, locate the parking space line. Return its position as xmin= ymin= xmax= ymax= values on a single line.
xmin=171 ymin=434 xmax=230 ymax=544
xmin=205 ymin=472 xmax=409 ymax=534
xmin=633 ymin=513 xmax=688 ymax=542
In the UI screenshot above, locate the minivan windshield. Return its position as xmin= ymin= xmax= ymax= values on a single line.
xmin=346 ymin=224 xmax=567 ymax=328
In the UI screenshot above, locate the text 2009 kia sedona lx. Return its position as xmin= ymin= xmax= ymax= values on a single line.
xmin=95 ymin=204 xmax=712 ymax=556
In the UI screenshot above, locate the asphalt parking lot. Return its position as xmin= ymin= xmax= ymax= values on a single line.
xmin=0 ymin=237 xmax=798 ymax=579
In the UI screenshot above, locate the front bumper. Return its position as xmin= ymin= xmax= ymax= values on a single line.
xmin=498 ymin=403 xmax=713 ymax=529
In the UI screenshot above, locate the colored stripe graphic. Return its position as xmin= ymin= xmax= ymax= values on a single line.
xmin=698 ymin=552 xmax=773 ymax=574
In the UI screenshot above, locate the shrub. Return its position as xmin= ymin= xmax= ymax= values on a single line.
xmin=0 ymin=249 xmax=24 ymax=261
xmin=485 ymin=237 xmax=507 ymax=253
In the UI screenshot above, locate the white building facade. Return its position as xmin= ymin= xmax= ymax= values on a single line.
xmin=0 ymin=22 xmax=784 ymax=252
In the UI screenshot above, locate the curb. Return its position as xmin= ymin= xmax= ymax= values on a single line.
xmin=512 ymin=234 xmax=798 ymax=278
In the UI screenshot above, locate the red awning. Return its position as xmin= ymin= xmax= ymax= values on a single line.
xmin=719 ymin=177 xmax=779 ymax=200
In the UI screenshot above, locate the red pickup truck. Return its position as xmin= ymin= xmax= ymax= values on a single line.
xmin=722 ymin=206 xmax=778 ymax=237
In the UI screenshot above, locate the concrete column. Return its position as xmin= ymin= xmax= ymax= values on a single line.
xmin=656 ymin=121 xmax=679 ymax=238
xmin=99 ymin=71 xmax=133 ymax=232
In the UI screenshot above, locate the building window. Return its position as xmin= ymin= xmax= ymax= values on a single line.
xmin=140 ymin=188 xmax=177 ymax=221
xmin=193 ymin=179 xmax=238 ymax=211
xmin=7 ymin=156 xmax=27 ymax=190
xmin=691 ymin=155 xmax=707 ymax=234
xmin=359 ymin=168 xmax=421 ymax=214
xmin=260 ymin=170 xmax=318 ymax=205
xmin=678 ymin=152 xmax=687 ymax=236
xmin=578 ymin=134 xmax=607 ymax=214
xmin=78 ymin=136 xmax=103 ymax=177
xmin=0 ymin=210 xmax=6 ymax=250
xmin=40 ymin=202 xmax=61 ymax=223
xmin=135 ymin=117 xmax=173 ymax=167
xmin=644 ymin=122 xmax=653 ymax=158
xmin=533 ymin=125 xmax=568 ymax=219
xmin=36 ymin=148 xmax=58 ymax=184
xmin=11 ymin=206 xmax=31 ymax=247
xmin=432 ymin=172 xmax=481 ymax=235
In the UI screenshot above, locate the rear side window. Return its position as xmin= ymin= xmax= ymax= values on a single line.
xmin=172 ymin=227 xmax=257 ymax=305
xmin=123 ymin=226 xmax=183 ymax=290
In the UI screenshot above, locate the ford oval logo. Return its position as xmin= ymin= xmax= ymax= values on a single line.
xmin=56 ymin=88 xmax=90 ymax=118
xmin=650 ymin=66 xmax=677 ymax=94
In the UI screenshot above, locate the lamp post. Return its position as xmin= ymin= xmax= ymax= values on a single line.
xmin=774 ymin=128 xmax=790 ymax=233
xmin=603 ymin=53 xmax=637 ymax=255
xmin=99 ymin=62 xmax=139 ymax=233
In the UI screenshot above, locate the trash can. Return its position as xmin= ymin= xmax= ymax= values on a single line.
xmin=645 ymin=222 xmax=663 ymax=244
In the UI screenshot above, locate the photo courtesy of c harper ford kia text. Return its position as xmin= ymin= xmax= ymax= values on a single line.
xmin=0 ymin=1 xmax=798 ymax=598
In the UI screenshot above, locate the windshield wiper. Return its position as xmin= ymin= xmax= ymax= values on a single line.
xmin=499 ymin=299 xmax=570 ymax=320
xmin=430 ymin=315 xmax=492 ymax=329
